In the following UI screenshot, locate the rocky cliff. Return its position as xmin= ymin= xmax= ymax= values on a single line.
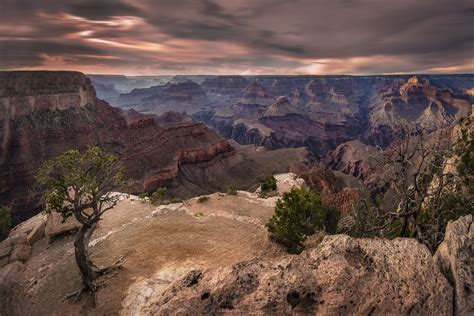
xmin=0 ymin=71 xmax=96 ymax=119
xmin=148 ymin=233 xmax=459 ymax=315
xmin=148 ymin=216 xmax=474 ymax=315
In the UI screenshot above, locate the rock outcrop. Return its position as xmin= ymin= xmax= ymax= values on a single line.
xmin=434 ymin=215 xmax=473 ymax=316
xmin=324 ymin=140 xmax=381 ymax=182
xmin=368 ymin=76 xmax=471 ymax=146
xmin=0 ymin=71 xmax=96 ymax=121
xmin=264 ymin=96 xmax=298 ymax=117
xmin=150 ymin=235 xmax=453 ymax=315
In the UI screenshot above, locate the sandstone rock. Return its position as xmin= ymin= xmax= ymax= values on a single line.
xmin=44 ymin=212 xmax=81 ymax=238
xmin=434 ymin=214 xmax=473 ymax=316
xmin=3 ymin=233 xmax=28 ymax=246
xmin=148 ymin=235 xmax=453 ymax=315
xmin=151 ymin=203 xmax=184 ymax=217
xmin=0 ymin=242 xmax=12 ymax=259
xmin=0 ymin=256 xmax=9 ymax=267
xmin=26 ymin=220 xmax=46 ymax=244
xmin=0 ymin=261 xmax=25 ymax=312
xmin=0 ymin=233 xmax=30 ymax=267
xmin=7 ymin=212 xmax=46 ymax=238
xmin=9 ymin=243 xmax=31 ymax=262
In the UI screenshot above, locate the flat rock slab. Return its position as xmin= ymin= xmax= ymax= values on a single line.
xmin=44 ymin=212 xmax=81 ymax=238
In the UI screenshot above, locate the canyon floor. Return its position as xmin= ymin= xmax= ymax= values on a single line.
xmin=2 ymin=174 xmax=304 ymax=315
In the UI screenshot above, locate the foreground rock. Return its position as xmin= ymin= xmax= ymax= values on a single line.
xmin=0 ymin=234 xmax=31 ymax=267
xmin=434 ymin=214 xmax=473 ymax=316
xmin=150 ymin=235 xmax=453 ymax=315
xmin=44 ymin=212 xmax=81 ymax=238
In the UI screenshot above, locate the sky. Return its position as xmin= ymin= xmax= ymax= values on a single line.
xmin=1 ymin=0 xmax=473 ymax=75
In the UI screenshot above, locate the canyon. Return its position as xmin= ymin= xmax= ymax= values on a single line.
xmin=106 ymin=74 xmax=473 ymax=156
xmin=0 ymin=71 xmax=311 ymax=223
xmin=0 ymin=71 xmax=472 ymax=315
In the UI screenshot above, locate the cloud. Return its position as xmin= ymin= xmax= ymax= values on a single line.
xmin=0 ymin=0 xmax=473 ymax=74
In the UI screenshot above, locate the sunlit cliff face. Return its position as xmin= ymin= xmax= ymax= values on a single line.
xmin=1 ymin=0 xmax=473 ymax=75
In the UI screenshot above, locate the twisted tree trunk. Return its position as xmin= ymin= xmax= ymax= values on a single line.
xmin=73 ymin=223 xmax=98 ymax=293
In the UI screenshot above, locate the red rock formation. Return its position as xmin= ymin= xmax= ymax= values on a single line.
xmin=369 ymin=76 xmax=471 ymax=146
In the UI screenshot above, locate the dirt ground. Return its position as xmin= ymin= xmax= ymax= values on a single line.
xmin=2 ymin=175 xmax=302 ymax=315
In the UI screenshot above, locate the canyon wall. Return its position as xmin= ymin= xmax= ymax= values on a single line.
xmin=0 ymin=72 xmax=236 ymax=223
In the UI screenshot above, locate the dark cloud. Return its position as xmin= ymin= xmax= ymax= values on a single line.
xmin=0 ymin=0 xmax=472 ymax=74
xmin=68 ymin=0 xmax=141 ymax=20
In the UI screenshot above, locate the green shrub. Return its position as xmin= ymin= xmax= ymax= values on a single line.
xmin=261 ymin=175 xmax=277 ymax=193
xmin=197 ymin=196 xmax=209 ymax=203
xmin=138 ymin=192 xmax=148 ymax=200
xmin=169 ymin=197 xmax=183 ymax=204
xmin=150 ymin=187 xmax=167 ymax=205
xmin=194 ymin=212 xmax=204 ymax=217
xmin=227 ymin=186 xmax=237 ymax=196
xmin=0 ymin=207 xmax=11 ymax=237
xmin=266 ymin=187 xmax=334 ymax=254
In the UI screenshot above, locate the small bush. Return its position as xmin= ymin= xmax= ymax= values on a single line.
xmin=261 ymin=175 xmax=277 ymax=193
xmin=266 ymin=186 xmax=335 ymax=254
xmin=150 ymin=187 xmax=167 ymax=205
xmin=227 ymin=186 xmax=237 ymax=196
xmin=194 ymin=212 xmax=204 ymax=217
xmin=138 ymin=192 xmax=148 ymax=201
xmin=260 ymin=175 xmax=278 ymax=198
xmin=0 ymin=207 xmax=11 ymax=237
xmin=197 ymin=196 xmax=209 ymax=203
xmin=169 ymin=197 xmax=183 ymax=204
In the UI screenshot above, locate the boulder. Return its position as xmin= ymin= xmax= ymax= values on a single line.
xmin=147 ymin=235 xmax=453 ymax=315
xmin=9 ymin=244 xmax=31 ymax=262
xmin=0 ymin=234 xmax=31 ymax=267
xmin=434 ymin=214 xmax=473 ymax=316
xmin=0 ymin=261 xmax=25 ymax=312
xmin=44 ymin=212 xmax=81 ymax=238
xmin=27 ymin=220 xmax=46 ymax=245
xmin=151 ymin=203 xmax=184 ymax=217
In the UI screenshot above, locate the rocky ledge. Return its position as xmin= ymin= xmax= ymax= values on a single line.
xmin=147 ymin=215 xmax=474 ymax=315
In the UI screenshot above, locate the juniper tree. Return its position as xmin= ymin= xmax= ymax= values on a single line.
xmin=36 ymin=147 xmax=124 ymax=301
xmin=266 ymin=186 xmax=332 ymax=254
